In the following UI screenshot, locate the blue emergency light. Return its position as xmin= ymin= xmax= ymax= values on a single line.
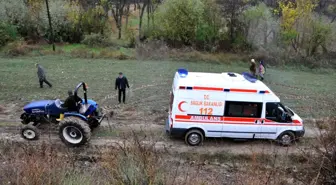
xmin=242 ymin=72 xmax=257 ymax=83
xmin=177 ymin=68 xmax=188 ymax=78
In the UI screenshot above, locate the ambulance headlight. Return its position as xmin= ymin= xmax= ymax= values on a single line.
xmin=178 ymin=68 xmax=188 ymax=78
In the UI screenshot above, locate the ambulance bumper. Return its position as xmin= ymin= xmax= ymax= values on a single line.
xmin=165 ymin=119 xmax=186 ymax=137
xmin=294 ymin=127 xmax=305 ymax=138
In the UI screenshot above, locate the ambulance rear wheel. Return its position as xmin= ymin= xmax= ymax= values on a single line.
xmin=185 ymin=129 xmax=204 ymax=146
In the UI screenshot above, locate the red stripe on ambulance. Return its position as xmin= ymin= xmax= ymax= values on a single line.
xmin=178 ymin=86 xmax=269 ymax=93
xmin=230 ymin=88 xmax=258 ymax=93
xmin=174 ymin=115 xmax=302 ymax=126
xmin=193 ymin=86 xmax=223 ymax=91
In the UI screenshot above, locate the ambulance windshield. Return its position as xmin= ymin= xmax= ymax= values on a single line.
xmin=279 ymin=103 xmax=294 ymax=116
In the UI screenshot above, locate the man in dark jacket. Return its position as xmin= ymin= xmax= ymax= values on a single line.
xmin=115 ymin=72 xmax=129 ymax=104
xmin=62 ymin=90 xmax=82 ymax=112
xmin=35 ymin=63 xmax=52 ymax=88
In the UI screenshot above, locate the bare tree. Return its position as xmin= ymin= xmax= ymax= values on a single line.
xmin=125 ymin=3 xmax=131 ymax=29
xmin=221 ymin=0 xmax=247 ymax=45
xmin=138 ymin=1 xmax=148 ymax=36
xmin=110 ymin=0 xmax=127 ymax=39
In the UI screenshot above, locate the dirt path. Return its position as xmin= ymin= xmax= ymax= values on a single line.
xmin=0 ymin=100 xmax=325 ymax=156
xmin=0 ymin=120 xmax=322 ymax=156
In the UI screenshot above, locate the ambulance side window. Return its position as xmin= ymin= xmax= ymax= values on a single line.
xmin=265 ymin=102 xmax=278 ymax=121
xmin=224 ymin=101 xmax=262 ymax=118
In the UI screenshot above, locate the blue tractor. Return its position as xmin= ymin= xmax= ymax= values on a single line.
xmin=20 ymin=82 xmax=106 ymax=147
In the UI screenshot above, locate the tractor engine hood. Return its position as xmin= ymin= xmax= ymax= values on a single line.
xmin=23 ymin=100 xmax=54 ymax=114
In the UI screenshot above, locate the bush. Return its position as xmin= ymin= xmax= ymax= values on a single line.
xmin=98 ymin=49 xmax=130 ymax=60
xmin=81 ymin=33 xmax=111 ymax=47
xmin=150 ymin=0 xmax=223 ymax=49
xmin=0 ymin=22 xmax=17 ymax=47
xmin=301 ymin=117 xmax=336 ymax=184
xmin=3 ymin=41 xmax=39 ymax=57
xmin=124 ymin=28 xmax=136 ymax=48
xmin=0 ymin=0 xmax=110 ymax=43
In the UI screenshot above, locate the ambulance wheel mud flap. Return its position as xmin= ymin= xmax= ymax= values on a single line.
xmin=277 ymin=131 xmax=295 ymax=146
xmin=185 ymin=129 xmax=204 ymax=146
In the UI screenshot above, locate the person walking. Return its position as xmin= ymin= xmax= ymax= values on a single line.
xmin=35 ymin=63 xmax=52 ymax=88
xmin=258 ymin=60 xmax=266 ymax=81
xmin=115 ymin=72 xmax=129 ymax=104
xmin=249 ymin=59 xmax=257 ymax=77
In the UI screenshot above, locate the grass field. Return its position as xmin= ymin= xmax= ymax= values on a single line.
xmin=0 ymin=56 xmax=335 ymax=119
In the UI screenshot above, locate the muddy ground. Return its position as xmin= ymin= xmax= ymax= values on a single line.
xmin=0 ymin=101 xmax=324 ymax=156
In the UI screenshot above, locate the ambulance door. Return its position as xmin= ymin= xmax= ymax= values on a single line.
xmin=223 ymin=93 xmax=263 ymax=139
xmin=259 ymin=102 xmax=278 ymax=139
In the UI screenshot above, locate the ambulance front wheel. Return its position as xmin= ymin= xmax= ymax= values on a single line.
xmin=277 ymin=131 xmax=295 ymax=146
xmin=185 ymin=129 xmax=204 ymax=146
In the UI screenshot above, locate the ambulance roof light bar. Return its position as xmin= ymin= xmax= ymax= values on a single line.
xmin=241 ymin=72 xmax=257 ymax=83
xmin=177 ymin=68 xmax=188 ymax=78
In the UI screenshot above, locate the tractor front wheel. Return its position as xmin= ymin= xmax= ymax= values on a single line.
xmin=59 ymin=117 xmax=91 ymax=147
xmin=21 ymin=125 xmax=39 ymax=140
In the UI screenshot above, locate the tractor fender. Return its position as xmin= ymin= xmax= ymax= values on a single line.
xmin=64 ymin=113 xmax=88 ymax=122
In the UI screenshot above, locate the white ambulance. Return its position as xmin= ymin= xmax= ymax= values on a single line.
xmin=165 ymin=69 xmax=305 ymax=146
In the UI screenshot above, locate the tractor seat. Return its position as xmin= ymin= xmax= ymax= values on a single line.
xmin=79 ymin=104 xmax=90 ymax=114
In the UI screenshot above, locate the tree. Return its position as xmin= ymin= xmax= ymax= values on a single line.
xmin=278 ymin=0 xmax=333 ymax=56
xmin=306 ymin=16 xmax=332 ymax=56
xmin=125 ymin=3 xmax=130 ymax=29
xmin=153 ymin=0 xmax=204 ymax=45
xmin=241 ymin=3 xmax=278 ymax=48
xmin=138 ymin=2 xmax=147 ymax=36
xmin=101 ymin=0 xmax=128 ymax=39
xmin=44 ymin=0 xmax=55 ymax=51
xmin=221 ymin=0 xmax=248 ymax=45
xmin=196 ymin=0 xmax=223 ymax=50
xmin=111 ymin=0 xmax=127 ymax=39
xmin=327 ymin=4 xmax=336 ymax=23
xmin=279 ymin=0 xmax=317 ymax=54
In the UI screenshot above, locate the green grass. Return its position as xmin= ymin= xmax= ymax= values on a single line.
xmin=39 ymin=43 xmax=133 ymax=56
xmin=0 ymin=122 xmax=17 ymax=126
xmin=43 ymin=44 xmax=105 ymax=53
xmin=0 ymin=56 xmax=335 ymax=118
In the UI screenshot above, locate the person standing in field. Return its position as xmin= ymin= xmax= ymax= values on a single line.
xmin=259 ymin=60 xmax=266 ymax=81
xmin=35 ymin=63 xmax=52 ymax=88
xmin=115 ymin=72 xmax=129 ymax=104
xmin=249 ymin=59 xmax=257 ymax=77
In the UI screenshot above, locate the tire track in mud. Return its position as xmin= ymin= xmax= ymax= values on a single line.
xmin=0 ymin=121 xmax=323 ymax=156
xmin=0 ymin=132 xmax=316 ymax=156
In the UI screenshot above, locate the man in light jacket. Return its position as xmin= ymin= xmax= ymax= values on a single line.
xmin=36 ymin=63 xmax=52 ymax=88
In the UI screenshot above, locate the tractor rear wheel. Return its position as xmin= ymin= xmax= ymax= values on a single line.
xmin=21 ymin=125 xmax=39 ymax=140
xmin=59 ymin=117 xmax=91 ymax=147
